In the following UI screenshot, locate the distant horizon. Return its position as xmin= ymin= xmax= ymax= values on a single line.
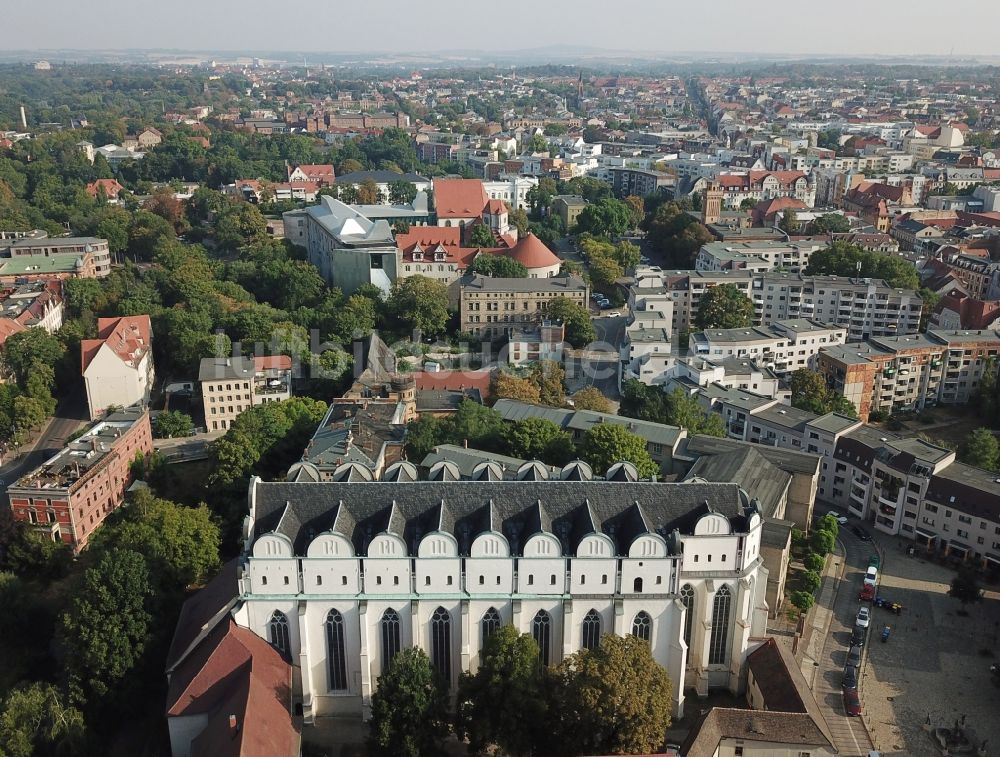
xmin=3 ymin=0 xmax=999 ymax=58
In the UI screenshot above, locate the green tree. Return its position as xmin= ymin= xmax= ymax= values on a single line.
xmin=0 ymin=683 xmax=86 ymax=757
xmin=61 ymin=548 xmax=153 ymax=700
xmin=790 ymin=590 xmax=815 ymax=611
xmin=455 ymin=625 xmax=546 ymax=756
xmin=547 ymin=634 xmax=672 ymax=757
xmin=546 ymin=297 xmax=595 ymax=347
xmin=949 ymin=566 xmax=984 ymax=606
xmin=958 ymin=428 xmax=1000 ymax=471
xmin=529 ymin=360 xmax=566 ymax=407
xmin=575 ymin=198 xmax=632 ymax=238
xmin=469 ymin=223 xmax=496 ymax=248
xmin=127 ymin=209 xmax=176 ymax=260
xmin=804 ymin=552 xmax=825 ymax=572
xmin=472 ymin=254 xmax=528 ymax=278
xmin=404 ymin=414 xmax=443 ymax=462
xmin=154 ymin=410 xmax=195 ymax=438
xmin=664 ymin=387 xmax=725 ymax=436
xmin=580 ymin=423 xmax=658 ymax=478
xmin=98 ymin=489 xmax=220 ymax=589
xmin=694 ymin=284 xmax=754 ymax=329
xmin=387 ymin=276 xmax=450 ymax=336
xmin=643 ymin=201 xmax=713 ymax=266
xmin=3 ymin=329 xmax=67 ymax=386
xmin=503 ymin=417 xmax=576 ymax=465
xmin=215 ymin=202 xmax=267 ymax=251
xmin=810 ymin=528 xmax=835 ymax=556
xmin=63 ymin=277 xmax=103 ymax=317
xmin=801 ymin=570 xmax=821 ymax=593
xmin=369 ymin=647 xmax=450 ymax=757
xmin=441 ymin=399 xmax=505 ymax=452
xmin=810 ymin=213 xmax=851 ymax=234
xmin=804 ymin=240 xmax=918 ymax=289
xmin=571 ymin=387 xmax=612 ymax=413
xmin=789 ymin=369 xmax=857 ymax=418
xmin=388 ymin=180 xmax=418 ymax=205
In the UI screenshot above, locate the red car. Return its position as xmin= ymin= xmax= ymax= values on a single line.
xmin=860 ymin=584 xmax=875 ymax=601
xmin=843 ymin=688 xmax=862 ymax=717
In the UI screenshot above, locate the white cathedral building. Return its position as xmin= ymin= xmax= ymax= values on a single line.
xmin=232 ymin=459 xmax=770 ymax=723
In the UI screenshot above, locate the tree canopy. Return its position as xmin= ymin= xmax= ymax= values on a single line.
xmin=387 ymin=275 xmax=450 ymax=336
xmin=694 ymin=284 xmax=755 ymax=329
xmin=546 ymin=297 xmax=595 ymax=348
xmin=368 ymin=648 xmax=449 ymax=757
xmin=579 ymin=423 xmax=659 ymax=478
xmin=472 ymin=254 xmax=528 ymax=278
xmin=789 ymin=369 xmax=858 ymax=417
xmin=804 ymin=240 xmax=919 ymax=289
xmin=620 ymin=381 xmax=725 ymax=437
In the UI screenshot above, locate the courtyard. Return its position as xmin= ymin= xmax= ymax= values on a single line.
xmin=860 ymin=543 xmax=1000 ymax=756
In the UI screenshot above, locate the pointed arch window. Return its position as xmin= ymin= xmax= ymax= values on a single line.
xmin=581 ymin=609 xmax=601 ymax=651
xmin=709 ymin=585 xmax=732 ymax=666
xmin=481 ymin=607 xmax=501 ymax=646
xmin=531 ymin=610 xmax=551 ymax=666
xmin=326 ymin=609 xmax=348 ymax=691
xmin=631 ymin=611 xmax=652 ymax=642
xmin=381 ymin=608 xmax=401 ymax=666
xmin=680 ymin=584 xmax=695 ymax=647
xmin=431 ymin=607 xmax=451 ymax=682
xmin=268 ymin=610 xmax=290 ymax=657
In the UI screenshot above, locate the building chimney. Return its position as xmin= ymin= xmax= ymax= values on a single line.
xmin=229 ymin=714 xmax=238 ymax=734
xmin=463 ymin=438 xmax=469 ymax=448
xmin=20 ymin=105 xmax=27 ymax=130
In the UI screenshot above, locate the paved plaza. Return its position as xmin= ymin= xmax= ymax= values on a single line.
xmin=861 ymin=543 xmax=1000 ymax=756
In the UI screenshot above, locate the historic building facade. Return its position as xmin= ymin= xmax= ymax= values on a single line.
xmin=233 ymin=467 xmax=770 ymax=724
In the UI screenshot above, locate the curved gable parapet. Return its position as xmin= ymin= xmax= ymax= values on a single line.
xmin=628 ymin=533 xmax=668 ymax=558
xmin=306 ymin=531 xmax=356 ymax=558
xmin=576 ymin=532 xmax=615 ymax=558
xmin=417 ymin=531 xmax=459 ymax=558
xmin=693 ymin=512 xmax=732 ymax=536
xmin=523 ymin=531 xmax=563 ymax=558
xmin=367 ymin=532 xmax=408 ymax=557
xmin=470 ymin=531 xmax=510 ymax=558
xmin=252 ymin=532 xmax=294 ymax=558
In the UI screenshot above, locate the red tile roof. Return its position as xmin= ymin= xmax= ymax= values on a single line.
xmin=81 ymin=315 xmax=152 ymax=373
xmin=167 ymin=618 xmax=298 ymax=757
xmin=86 ymin=178 xmax=124 ymax=199
xmin=503 ymin=232 xmax=561 ymax=270
xmin=413 ymin=368 xmax=494 ymax=397
xmin=254 ymin=355 xmax=292 ymax=371
xmin=433 ymin=178 xmax=489 ymax=219
xmin=0 ymin=319 xmax=26 ymax=347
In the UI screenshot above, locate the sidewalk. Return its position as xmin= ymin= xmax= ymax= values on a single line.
xmin=798 ymin=541 xmax=846 ymax=689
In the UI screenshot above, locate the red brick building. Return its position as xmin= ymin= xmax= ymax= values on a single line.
xmin=6 ymin=407 xmax=153 ymax=552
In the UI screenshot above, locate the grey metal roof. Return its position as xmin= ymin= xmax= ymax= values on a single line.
xmin=250 ymin=478 xmax=749 ymax=557
xmin=753 ymin=404 xmax=818 ymax=432
xmin=685 ymin=446 xmax=790 ymax=518
xmin=419 ymin=444 xmax=556 ymax=479
xmin=198 ymin=357 xmax=254 ymax=382
xmin=806 ymin=412 xmax=862 ymax=435
xmin=492 ymin=400 xmax=683 ymax=447
xmin=677 ymin=434 xmax=820 ymax=476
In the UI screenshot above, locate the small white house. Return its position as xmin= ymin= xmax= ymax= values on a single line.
xmin=82 ymin=316 xmax=154 ymax=420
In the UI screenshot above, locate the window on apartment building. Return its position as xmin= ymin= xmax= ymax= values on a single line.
xmin=926 ymin=504 xmax=938 ymax=513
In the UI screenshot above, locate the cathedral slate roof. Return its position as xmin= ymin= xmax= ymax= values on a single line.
xmin=251 ymin=479 xmax=750 ymax=557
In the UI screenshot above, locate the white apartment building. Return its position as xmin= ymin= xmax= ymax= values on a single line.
xmin=628 ymin=268 xmax=921 ymax=341
xmin=483 ymin=176 xmax=538 ymax=210
xmin=690 ymin=319 xmax=846 ymax=376
xmin=81 ymin=316 xmax=154 ymax=420
xmin=199 ymin=356 xmax=294 ymax=431
xmin=238 ymin=472 xmax=770 ymax=723
xmin=695 ymin=241 xmax=826 ymax=274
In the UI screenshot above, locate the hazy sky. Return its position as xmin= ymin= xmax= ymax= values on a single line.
xmin=5 ymin=0 xmax=1000 ymax=57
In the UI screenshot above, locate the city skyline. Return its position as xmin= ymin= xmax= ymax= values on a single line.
xmin=5 ymin=0 xmax=1000 ymax=58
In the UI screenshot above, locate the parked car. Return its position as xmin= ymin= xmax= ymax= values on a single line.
xmin=851 ymin=524 xmax=870 ymax=540
xmin=607 ymin=311 xmax=622 ymax=318
xmin=851 ymin=626 xmax=866 ymax=647
xmin=864 ymin=566 xmax=878 ymax=587
xmin=847 ymin=644 xmax=863 ymax=668
xmin=860 ymin=584 xmax=875 ymax=602
xmin=868 ymin=555 xmax=881 ymax=569
xmin=843 ymin=687 xmax=862 ymax=716
xmin=639 ymin=255 xmax=651 ymax=264
xmin=825 ymin=510 xmax=848 ymax=525
xmin=856 ymin=607 xmax=871 ymax=629
xmin=842 ymin=663 xmax=858 ymax=689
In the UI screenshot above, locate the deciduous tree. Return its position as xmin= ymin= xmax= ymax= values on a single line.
xmin=368 ymin=647 xmax=450 ymax=757
xmin=579 ymin=423 xmax=658 ymax=478
xmin=387 ymin=276 xmax=450 ymax=336
xmin=694 ymin=284 xmax=754 ymax=329
xmin=571 ymin=387 xmax=612 ymax=413
xmin=546 ymin=634 xmax=672 ymax=757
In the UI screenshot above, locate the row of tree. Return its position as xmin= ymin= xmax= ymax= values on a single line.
xmin=369 ymin=628 xmax=672 ymax=757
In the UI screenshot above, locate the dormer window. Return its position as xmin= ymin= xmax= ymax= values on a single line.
xmin=434 ymin=252 xmax=446 ymax=262
xmin=413 ymin=252 xmax=423 ymax=261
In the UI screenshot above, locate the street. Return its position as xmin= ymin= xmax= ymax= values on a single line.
xmin=0 ymin=397 xmax=88 ymax=505
xmin=811 ymin=524 xmax=877 ymax=756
